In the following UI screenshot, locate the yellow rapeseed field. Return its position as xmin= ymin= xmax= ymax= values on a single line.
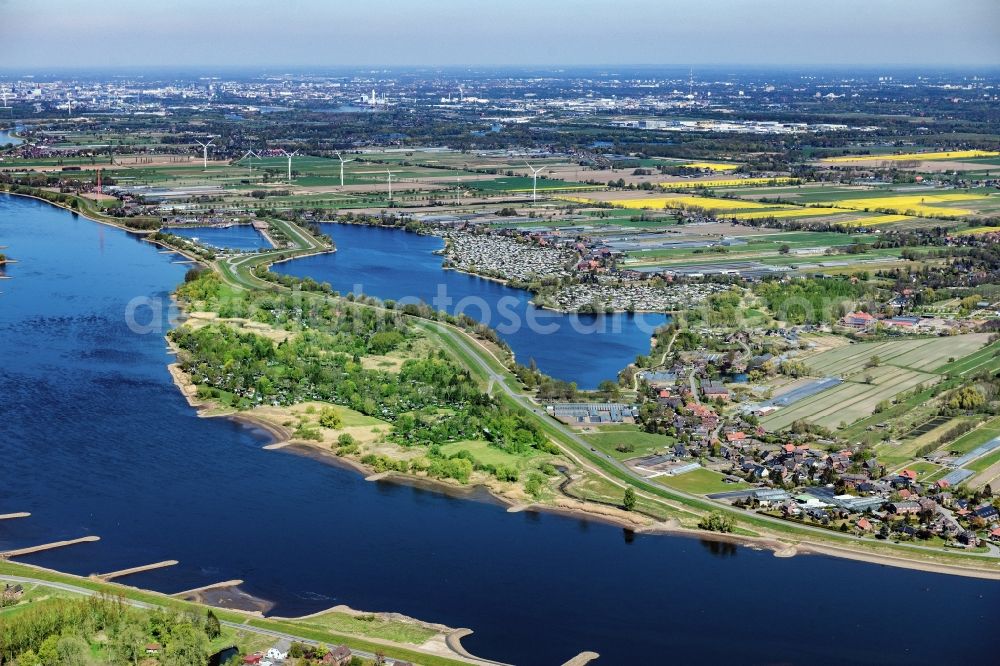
xmin=822 ymin=150 xmax=1000 ymax=163
xmin=578 ymin=195 xmax=775 ymax=211
xmin=564 ymin=194 xmax=838 ymax=215
xmin=680 ymin=161 xmax=741 ymax=171
xmin=660 ymin=177 xmax=794 ymax=189
xmin=837 ymin=214 xmax=912 ymax=228
xmin=730 ymin=208 xmax=844 ymax=220
xmin=956 ymin=226 xmax=1000 ymax=236
xmin=816 ymin=193 xmax=986 ymax=217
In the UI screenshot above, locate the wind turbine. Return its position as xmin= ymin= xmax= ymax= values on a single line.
xmin=240 ymin=149 xmax=259 ymax=175
xmin=334 ymin=150 xmax=354 ymax=188
xmin=195 ymin=139 xmax=214 ymax=169
xmin=0 ymin=89 xmax=11 ymax=119
xmin=280 ymin=149 xmax=299 ymax=181
xmin=524 ymin=161 xmax=545 ymax=203
xmin=386 ymin=169 xmax=394 ymax=201
xmin=456 ymin=177 xmax=462 ymax=204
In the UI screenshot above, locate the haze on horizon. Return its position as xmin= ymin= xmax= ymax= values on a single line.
xmin=3 ymin=0 xmax=999 ymax=71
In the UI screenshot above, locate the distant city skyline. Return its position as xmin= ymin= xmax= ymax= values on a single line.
xmin=3 ymin=0 xmax=999 ymax=69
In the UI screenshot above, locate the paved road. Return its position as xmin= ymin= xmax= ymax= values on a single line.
xmin=688 ymin=369 xmax=700 ymax=404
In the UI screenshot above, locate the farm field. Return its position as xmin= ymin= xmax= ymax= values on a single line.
xmin=802 ymin=334 xmax=990 ymax=377
xmin=760 ymin=334 xmax=990 ymax=432
xmin=967 ymin=448 xmax=1000 ymax=476
xmin=935 ymin=341 xmax=1000 ymax=375
xmin=718 ymin=184 xmax=999 ymax=226
xmin=565 ymin=194 xmax=773 ymax=211
xmin=836 ymin=214 xmax=914 ymax=228
xmin=820 ymin=150 xmax=1000 ymax=163
xmin=877 ymin=417 xmax=978 ymax=467
xmin=563 ymin=187 xmax=995 ymax=227
xmin=957 ymin=226 xmax=1000 ymax=236
xmin=660 ymin=177 xmax=794 ymax=189
xmin=812 ymin=193 xmax=992 ymax=218
xmin=761 ymin=368 xmax=939 ymax=431
xmin=679 ymin=161 xmax=741 ymax=171
xmin=469 ymin=175 xmax=599 ymax=193
xmin=947 ymin=417 xmax=1000 ymax=455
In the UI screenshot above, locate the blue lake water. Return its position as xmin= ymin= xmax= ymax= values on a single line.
xmin=274 ymin=223 xmax=668 ymax=388
xmin=0 ymin=128 xmax=23 ymax=146
xmin=2 ymin=194 xmax=999 ymax=665
xmin=167 ymin=225 xmax=271 ymax=251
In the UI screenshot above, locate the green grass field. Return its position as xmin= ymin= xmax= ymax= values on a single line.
xmin=580 ymin=426 xmax=674 ymax=461
xmin=935 ymin=341 xmax=1000 ymax=375
xmin=967 ymin=448 xmax=1000 ymax=474
xmin=438 ymin=439 xmax=549 ymax=471
xmin=287 ymin=609 xmax=438 ymax=645
xmin=655 ymin=467 xmax=748 ymax=495
xmin=947 ymin=416 xmax=1000 ymax=454
xmin=469 ymin=176 xmax=599 ymax=193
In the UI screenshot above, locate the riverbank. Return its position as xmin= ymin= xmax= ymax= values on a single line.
xmin=0 ymin=189 xmax=207 ymax=264
xmin=165 ymin=352 xmax=294 ymax=447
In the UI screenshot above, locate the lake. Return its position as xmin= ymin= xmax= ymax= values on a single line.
xmin=2 ymin=194 xmax=998 ymax=665
xmin=274 ymin=223 xmax=668 ymax=388
xmin=167 ymin=225 xmax=272 ymax=251
xmin=0 ymin=127 xmax=24 ymax=146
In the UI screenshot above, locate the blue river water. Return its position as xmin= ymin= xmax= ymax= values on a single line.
xmin=274 ymin=223 xmax=668 ymax=388
xmin=1 ymin=194 xmax=999 ymax=665
xmin=167 ymin=225 xmax=271 ymax=251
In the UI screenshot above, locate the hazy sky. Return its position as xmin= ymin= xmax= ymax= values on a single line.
xmin=3 ymin=0 xmax=999 ymax=69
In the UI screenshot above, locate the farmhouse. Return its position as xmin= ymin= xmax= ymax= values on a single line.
xmin=841 ymin=311 xmax=876 ymax=331
xmin=322 ymin=646 xmax=353 ymax=666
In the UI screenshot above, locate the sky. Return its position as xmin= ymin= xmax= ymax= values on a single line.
xmin=3 ymin=0 xmax=999 ymax=69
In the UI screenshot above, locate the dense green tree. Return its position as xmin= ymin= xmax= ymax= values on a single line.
xmin=623 ymin=487 xmax=637 ymax=512
xmin=162 ymin=624 xmax=210 ymax=666
xmin=55 ymin=635 xmax=88 ymax=666
xmin=204 ymin=610 xmax=221 ymax=640
xmin=110 ymin=621 xmax=146 ymax=666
